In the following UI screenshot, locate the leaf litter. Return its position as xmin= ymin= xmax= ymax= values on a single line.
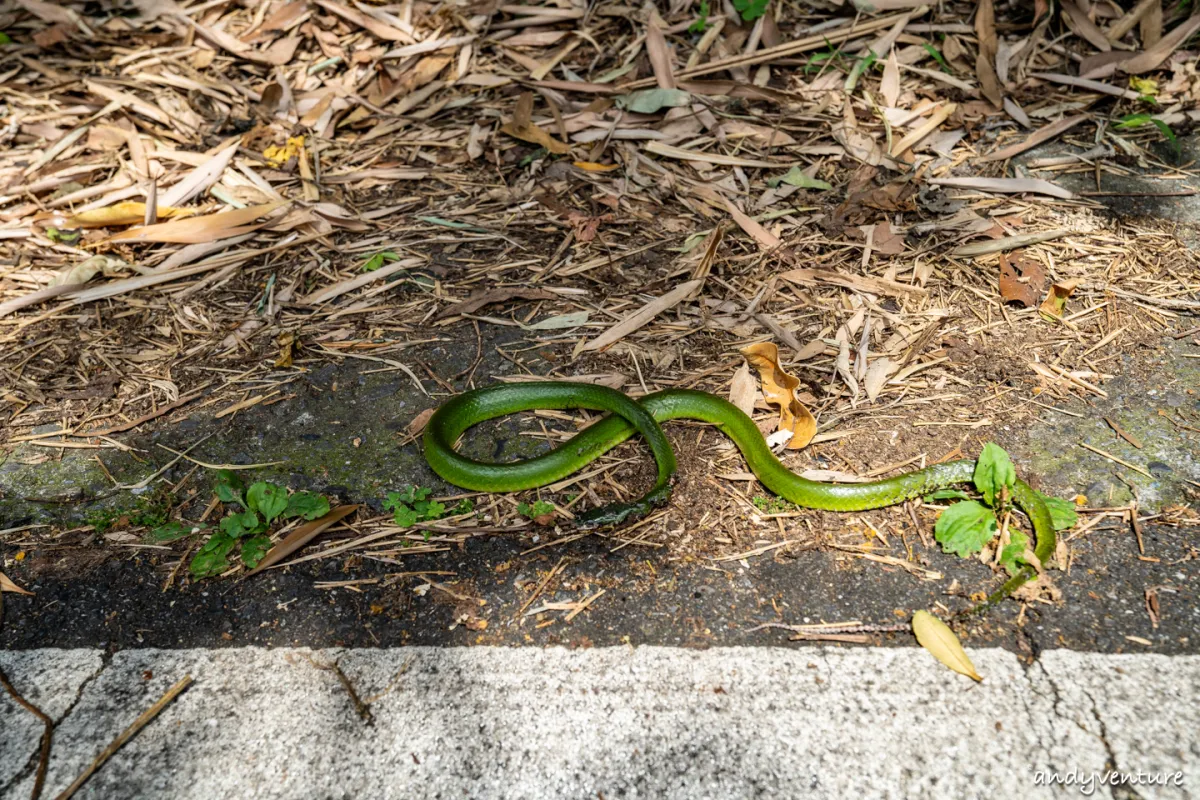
xmin=0 ymin=0 xmax=1198 ymax=646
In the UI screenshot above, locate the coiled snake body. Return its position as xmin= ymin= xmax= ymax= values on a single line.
xmin=424 ymin=382 xmax=1054 ymax=610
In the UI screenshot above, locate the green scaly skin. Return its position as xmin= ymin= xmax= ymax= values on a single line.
xmin=424 ymin=382 xmax=1055 ymax=609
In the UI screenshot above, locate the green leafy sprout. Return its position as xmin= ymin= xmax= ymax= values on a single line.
xmin=930 ymin=444 xmax=1078 ymax=576
xmin=384 ymin=485 xmax=472 ymax=534
xmin=190 ymin=470 xmax=331 ymax=579
xmin=922 ymin=43 xmax=952 ymax=73
xmin=361 ymin=250 xmax=401 ymax=272
xmin=732 ymin=0 xmax=769 ymax=22
xmin=752 ymin=495 xmax=794 ymax=514
xmin=1115 ymin=113 xmax=1181 ymax=163
xmin=689 ymin=0 xmax=710 ymax=34
xmin=87 ymin=488 xmax=172 ymax=534
xmin=517 ymin=500 xmax=556 ymax=521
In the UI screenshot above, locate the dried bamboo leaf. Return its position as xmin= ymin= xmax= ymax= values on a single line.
xmin=105 ymin=201 xmax=287 ymax=244
xmin=1061 ymin=0 xmax=1112 ymax=51
xmin=928 ymin=176 xmax=1074 ymax=200
xmin=913 ymin=611 xmax=982 ymax=681
xmin=0 ymin=571 xmax=34 ymax=595
xmin=65 ymin=202 xmax=195 ymax=228
xmin=577 ymin=280 xmax=702 ymax=354
xmin=645 ymin=23 xmax=677 ymax=90
xmin=1119 ymin=12 xmax=1200 ymax=74
xmin=245 ymin=505 xmax=361 ymax=576
xmin=881 ymin=48 xmax=901 ymax=107
xmin=729 ymin=363 xmax=757 ymax=416
xmin=979 ymin=114 xmax=1089 ymax=162
xmin=974 ymin=0 xmax=1003 ymax=107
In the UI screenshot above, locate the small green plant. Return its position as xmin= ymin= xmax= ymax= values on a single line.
xmin=517 ymin=500 xmax=556 ymax=521
xmin=752 ymin=495 xmax=794 ymax=514
xmin=801 ymin=39 xmax=845 ymax=74
xmin=930 ymin=444 xmax=1078 ymax=576
xmin=384 ymin=485 xmax=471 ymax=529
xmin=146 ymin=521 xmax=202 ymax=543
xmin=732 ymin=0 xmax=769 ymax=22
xmin=1115 ymin=113 xmax=1181 ymax=162
xmin=86 ymin=489 xmax=173 ymax=534
xmin=689 ymin=0 xmax=710 ymax=34
xmin=361 ymin=250 xmax=401 ymax=272
xmin=922 ymin=43 xmax=952 ymax=73
xmin=0 ymin=33 xmax=13 ymax=45
xmin=190 ymin=470 xmax=331 ymax=579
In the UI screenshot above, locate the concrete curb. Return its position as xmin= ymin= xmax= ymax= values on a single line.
xmin=2 ymin=646 xmax=1196 ymax=799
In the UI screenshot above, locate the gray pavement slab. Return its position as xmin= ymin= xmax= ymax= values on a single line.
xmin=1 ymin=645 xmax=1196 ymax=799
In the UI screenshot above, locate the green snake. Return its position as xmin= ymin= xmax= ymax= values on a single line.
xmin=423 ymin=381 xmax=1054 ymax=611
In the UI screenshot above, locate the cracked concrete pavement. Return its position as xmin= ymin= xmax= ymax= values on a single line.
xmin=1 ymin=646 xmax=1196 ymax=799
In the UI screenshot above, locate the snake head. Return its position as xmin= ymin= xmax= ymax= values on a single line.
xmin=573 ymin=482 xmax=673 ymax=530
xmin=574 ymin=501 xmax=646 ymax=530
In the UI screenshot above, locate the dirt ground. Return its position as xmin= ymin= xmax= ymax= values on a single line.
xmin=3 ymin=1 xmax=1200 ymax=657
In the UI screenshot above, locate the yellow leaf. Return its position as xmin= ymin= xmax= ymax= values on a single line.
xmin=1 ymin=570 xmax=34 ymax=596
xmin=263 ymin=135 xmax=306 ymax=166
xmin=1129 ymin=76 xmax=1157 ymax=97
xmin=573 ymin=161 xmax=621 ymax=172
xmin=500 ymin=120 xmax=571 ymax=154
xmin=105 ymin=201 xmax=287 ymax=244
xmin=500 ymin=91 xmax=570 ymax=155
xmin=739 ymin=342 xmax=816 ymax=450
xmin=65 ymin=202 xmax=197 ymax=228
xmin=912 ymin=610 xmax=982 ymax=681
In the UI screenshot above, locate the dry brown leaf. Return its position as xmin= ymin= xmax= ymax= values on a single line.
xmin=1120 ymin=12 xmax=1200 ymax=74
xmin=1039 ymin=279 xmax=1080 ymax=319
xmin=880 ymin=48 xmax=901 ymax=107
xmin=779 ymin=267 xmax=926 ymax=297
xmin=928 ymin=176 xmax=1074 ymax=200
xmin=1 ymin=571 xmax=34 ymax=596
xmin=159 ymin=140 xmax=240 ymax=207
xmin=912 ymin=611 xmax=982 ymax=681
xmin=1140 ymin=1 xmax=1163 ymax=47
xmin=868 ymin=220 xmax=905 ymax=255
xmin=951 ymin=228 xmax=1071 ymax=257
xmin=66 ymin=202 xmax=195 ymax=228
xmin=863 ymin=357 xmax=896 ymax=402
xmin=979 ymin=114 xmax=1089 ymax=162
xmin=499 ymin=92 xmax=570 ymax=155
xmin=645 ymin=23 xmax=676 ymax=90
xmin=577 ymin=280 xmax=702 ymax=354
xmin=722 ymin=195 xmax=780 ymax=250
xmin=245 ymin=505 xmax=360 ymax=576
xmin=302 ymin=257 xmax=423 ymax=305
xmin=974 ymin=0 xmax=1003 ymax=107
xmin=406 ymin=408 xmax=436 ymax=440
xmin=105 ymin=201 xmax=287 ymax=244
xmin=1061 ymin=0 xmax=1112 ymax=51
xmin=645 ymin=141 xmax=785 ymax=168
xmin=435 ymin=287 xmax=557 ymax=321
xmin=728 ymin=363 xmax=757 ymax=416
xmin=739 ymin=342 xmax=816 ymax=450
xmin=998 ymin=252 xmax=1047 ymax=308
